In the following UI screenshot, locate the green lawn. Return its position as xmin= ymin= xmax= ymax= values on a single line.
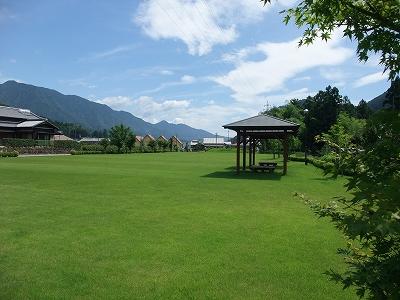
xmin=0 ymin=152 xmax=356 ymax=299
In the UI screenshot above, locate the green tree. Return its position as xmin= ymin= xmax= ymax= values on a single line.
xmin=317 ymin=112 xmax=366 ymax=173
xmin=99 ymin=138 xmax=109 ymax=150
xmin=304 ymin=86 xmax=350 ymax=152
xmin=157 ymin=139 xmax=169 ymax=152
xmin=356 ymin=99 xmax=372 ymax=119
xmin=109 ymin=124 xmax=135 ymax=153
xmin=261 ymin=1 xmax=400 ymax=297
xmin=262 ymin=0 xmax=400 ymax=79
xmin=148 ymin=140 xmax=157 ymax=152
xmin=300 ymin=111 xmax=400 ymax=298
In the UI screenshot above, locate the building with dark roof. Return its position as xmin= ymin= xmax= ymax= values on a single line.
xmin=0 ymin=106 xmax=59 ymax=140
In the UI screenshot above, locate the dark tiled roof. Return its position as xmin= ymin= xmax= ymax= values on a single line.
xmin=223 ymin=114 xmax=299 ymax=129
xmin=0 ymin=106 xmax=43 ymax=121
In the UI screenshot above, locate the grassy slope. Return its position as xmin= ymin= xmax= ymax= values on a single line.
xmin=0 ymin=153 xmax=356 ymax=299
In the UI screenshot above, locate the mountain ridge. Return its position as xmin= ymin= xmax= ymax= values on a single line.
xmin=0 ymin=80 xmax=214 ymax=141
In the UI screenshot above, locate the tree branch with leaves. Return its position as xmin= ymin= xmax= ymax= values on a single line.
xmin=261 ymin=0 xmax=400 ymax=79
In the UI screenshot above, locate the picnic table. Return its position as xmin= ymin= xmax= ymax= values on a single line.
xmin=250 ymin=161 xmax=277 ymax=173
xmin=258 ymin=161 xmax=277 ymax=167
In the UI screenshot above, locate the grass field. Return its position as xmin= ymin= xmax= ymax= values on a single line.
xmin=0 ymin=152 xmax=356 ymax=299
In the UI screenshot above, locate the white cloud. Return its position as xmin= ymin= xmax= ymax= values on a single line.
xmin=354 ymin=71 xmax=388 ymax=88
xmin=134 ymin=0 xmax=276 ymax=55
xmin=265 ymin=88 xmax=314 ymax=106
xmin=181 ymin=74 xmax=195 ymax=83
xmin=320 ymin=68 xmax=347 ymax=81
xmin=136 ymin=74 xmax=196 ymax=95
xmin=213 ymin=33 xmax=353 ymax=103
xmin=160 ymin=70 xmax=174 ymax=75
xmin=97 ymin=96 xmax=133 ymax=109
xmin=0 ymin=7 xmax=16 ymax=22
xmin=81 ymin=44 xmax=139 ymax=61
xmin=0 ymin=71 xmax=22 ymax=83
xmin=173 ymin=117 xmax=184 ymax=124
xmin=293 ymin=76 xmax=311 ymax=82
xmin=59 ymin=77 xmax=96 ymax=89
xmin=95 ymin=86 xmax=311 ymax=133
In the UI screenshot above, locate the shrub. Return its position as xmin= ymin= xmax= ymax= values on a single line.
xmin=288 ymin=155 xmax=346 ymax=174
xmin=70 ymin=150 xmax=103 ymax=155
xmin=1 ymin=138 xmax=36 ymax=147
xmin=105 ymin=145 xmax=118 ymax=154
xmin=288 ymin=156 xmax=306 ymax=163
xmin=54 ymin=140 xmax=79 ymax=150
xmin=80 ymin=144 xmax=104 ymax=152
xmin=0 ymin=150 xmax=18 ymax=157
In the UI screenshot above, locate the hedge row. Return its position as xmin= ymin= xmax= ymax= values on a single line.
xmin=80 ymin=144 xmax=105 ymax=152
xmin=71 ymin=150 xmax=104 ymax=155
xmin=0 ymin=151 xmax=18 ymax=157
xmin=0 ymin=138 xmax=79 ymax=149
xmin=288 ymin=155 xmax=353 ymax=175
xmin=288 ymin=156 xmax=334 ymax=169
xmin=6 ymin=147 xmax=70 ymax=155
xmin=1 ymin=138 xmax=36 ymax=147
xmin=71 ymin=145 xmax=119 ymax=155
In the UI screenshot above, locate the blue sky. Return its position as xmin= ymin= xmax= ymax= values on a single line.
xmin=0 ymin=0 xmax=390 ymax=134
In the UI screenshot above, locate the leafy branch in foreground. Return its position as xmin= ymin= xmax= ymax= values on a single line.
xmin=261 ymin=0 xmax=400 ymax=79
xmin=295 ymin=111 xmax=400 ymax=298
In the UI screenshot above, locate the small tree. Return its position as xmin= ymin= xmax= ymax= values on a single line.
xmin=126 ymin=132 xmax=136 ymax=152
xmin=99 ymin=138 xmax=109 ymax=151
xmin=157 ymin=140 xmax=169 ymax=152
xmin=356 ymin=100 xmax=372 ymax=119
xmin=109 ymin=124 xmax=135 ymax=153
xmin=148 ymin=140 xmax=157 ymax=152
xmin=139 ymin=139 xmax=146 ymax=153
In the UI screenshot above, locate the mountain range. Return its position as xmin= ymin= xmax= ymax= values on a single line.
xmin=367 ymin=91 xmax=389 ymax=111
xmin=0 ymin=80 xmax=214 ymax=141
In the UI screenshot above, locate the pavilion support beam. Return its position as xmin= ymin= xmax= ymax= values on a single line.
xmin=236 ymin=132 xmax=241 ymax=174
xmin=252 ymin=140 xmax=256 ymax=165
xmin=249 ymin=138 xmax=252 ymax=166
xmin=242 ymin=133 xmax=247 ymax=171
xmin=283 ymin=134 xmax=289 ymax=175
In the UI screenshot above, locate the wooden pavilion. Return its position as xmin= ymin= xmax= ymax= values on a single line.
xmin=223 ymin=115 xmax=300 ymax=175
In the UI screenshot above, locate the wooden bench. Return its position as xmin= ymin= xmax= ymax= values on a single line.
xmin=250 ymin=165 xmax=276 ymax=173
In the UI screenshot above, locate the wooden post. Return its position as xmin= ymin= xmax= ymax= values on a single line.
xmin=242 ymin=133 xmax=246 ymax=171
xmin=283 ymin=134 xmax=288 ymax=175
xmin=249 ymin=138 xmax=252 ymax=166
xmin=252 ymin=140 xmax=256 ymax=165
xmin=236 ymin=132 xmax=241 ymax=174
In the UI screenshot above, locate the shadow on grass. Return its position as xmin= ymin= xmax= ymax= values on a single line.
xmin=202 ymin=169 xmax=283 ymax=181
xmin=310 ymin=176 xmax=337 ymax=181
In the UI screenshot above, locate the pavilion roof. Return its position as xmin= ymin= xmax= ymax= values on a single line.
xmin=223 ymin=114 xmax=299 ymax=130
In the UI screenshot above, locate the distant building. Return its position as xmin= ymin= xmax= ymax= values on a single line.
xmin=143 ymin=134 xmax=155 ymax=144
xmin=52 ymin=134 xmax=74 ymax=141
xmin=157 ymin=135 xmax=168 ymax=143
xmin=203 ymin=137 xmax=233 ymax=148
xmin=79 ymin=137 xmax=104 ymax=144
xmin=170 ymin=135 xmax=183 ymax=149
xmin=0 ymin=105 xmax=59 ymax=140
xmin=190 ymin=140 xmax=199 ymax=147
xmin=135 ymin=135 xmax=143 ymax=147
